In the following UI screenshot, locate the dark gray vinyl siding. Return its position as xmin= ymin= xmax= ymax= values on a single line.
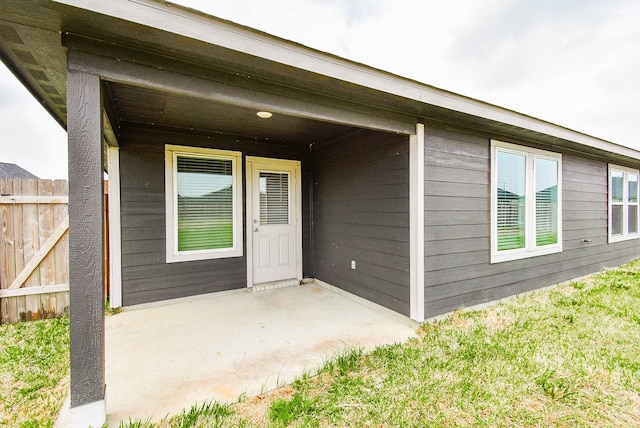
xmin=118 ymin=128 xmax=311 ymax=306
xmin=312 ymin=130 xmax=410 ymax=315
xmin=424 ymin=126 xmax=640 ymax=318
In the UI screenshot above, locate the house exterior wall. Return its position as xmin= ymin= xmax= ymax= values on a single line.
xmin=424 ymin=125 xmax=640 ymax=318
xmin=312 ymin=130 xmax=411 ymax=315
xmin=118 ymin=128 xmax=311 ymax=306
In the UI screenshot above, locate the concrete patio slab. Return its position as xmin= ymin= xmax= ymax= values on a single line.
xmin=103 ymin=281 xmax=418 ymax=425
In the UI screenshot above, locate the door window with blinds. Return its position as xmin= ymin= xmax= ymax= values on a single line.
xmin=608 ymin=165 xmax=639 ymax=242
xmin=259 ymin=172 xmax=290 ymax=224
xmin=491 ymin=140 xmax=562 ymax=263
xmin=165 ymin=145 xmax=243 ymax=262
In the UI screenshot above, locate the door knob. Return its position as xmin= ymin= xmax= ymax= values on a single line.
xmin=254 ymin=228 xmax=259 ymax=232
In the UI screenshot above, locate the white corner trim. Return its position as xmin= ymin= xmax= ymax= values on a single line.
xmin=245 ymin=158 xmax=254 ymax=287
xmin=409 ymin=123 xmax=425 ymax=322
xmin=107 ymin=146 xmax=122 ymax=308
xmin=69 ymin=399 xmax=106 ymax=428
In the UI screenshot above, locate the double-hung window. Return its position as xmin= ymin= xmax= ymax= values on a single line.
xmin=165 ymin=145 xmax=243 ymax=262
xmin=491 ymin=140 xmax=562 ymax=263
xmin=608 ymin=165 xmax=639 ymax=242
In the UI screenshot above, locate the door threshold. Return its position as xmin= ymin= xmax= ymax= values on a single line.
xmin=251 ymin=279 xmax=300 ymax=292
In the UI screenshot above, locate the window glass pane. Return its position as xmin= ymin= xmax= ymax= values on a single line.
xmin=497 ymin=151 xmax=526 ymax=251
xmin=628 ymin=205 xmax=638 ymax=234
xmin=612 ymin=205 xmax=623 ymax=236
xmin=628 ymin=174 xmax=638 ymax=203
xmin=260 ymin=172 xmax=289 ymax=224
xmin=176 ymin=156 xmax=233 ymax=251
xmin=535 ymin=158 xmax=558 ymax=246
xmin=611 ymin=170 xmax=624 ymax=202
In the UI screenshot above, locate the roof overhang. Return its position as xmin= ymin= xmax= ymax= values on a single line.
xmin=1 ymin=0 xmax=639 ymax=163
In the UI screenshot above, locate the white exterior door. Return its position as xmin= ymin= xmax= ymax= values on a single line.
xmin=247 ymin=157 xmax=301 ymax=285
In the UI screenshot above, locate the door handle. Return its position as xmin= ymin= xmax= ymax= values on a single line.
xmin=254 ymin=228 xmax=259 ymax=232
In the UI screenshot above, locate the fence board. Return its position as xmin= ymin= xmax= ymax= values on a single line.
xmin=54 ymin=180 xmax=69 ymax=315
xmin=1 ymin=179 xmax=16 ymax=323
xmin=0 ymin=178 xmax=69 ymax=323
xmin=22 ymin=179 xmax=40 ymax=320
xmin=12 ymin=179 xmax=24 ymax=322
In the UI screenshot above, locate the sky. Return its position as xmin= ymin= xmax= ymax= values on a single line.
xmin=1 ymin=0 xmax=639 ymax=179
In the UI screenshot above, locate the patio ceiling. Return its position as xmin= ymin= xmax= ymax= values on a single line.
xmin=106 ymin=82 xmax=359 ymax=145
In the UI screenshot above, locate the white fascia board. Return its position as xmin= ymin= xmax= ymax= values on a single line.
xmin=54 ymin=0 xmax=640 ymax=161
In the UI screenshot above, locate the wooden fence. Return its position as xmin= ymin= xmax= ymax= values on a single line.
xmin=0 ymin=178 xmax=69 ymax=324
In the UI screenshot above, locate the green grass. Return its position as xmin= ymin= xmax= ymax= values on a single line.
xmin=0 ymin=316 xmax=70 ymax=427
xmin=4 ymin=261 xmax=640 ymax=427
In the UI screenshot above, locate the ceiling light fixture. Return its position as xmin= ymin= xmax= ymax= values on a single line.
xmin=257 ymin=111 xmax=273 ymax=119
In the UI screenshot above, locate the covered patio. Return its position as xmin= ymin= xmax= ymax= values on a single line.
xmin=57 ymin=281 xmax=417 ymax=425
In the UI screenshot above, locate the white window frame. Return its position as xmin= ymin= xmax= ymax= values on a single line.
xmin=165 ymin=145 xmax=243 ymax=263
xmin=491 ymin=140 xmax=563 ymax=263
xmin=608 ymin=164 xmax=639 ymax=243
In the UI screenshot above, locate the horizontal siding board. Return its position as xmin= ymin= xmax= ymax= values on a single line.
xmin=563 ymin=210 xmax=607 ymax=221
xmin=122 ymin=238 xmax=165 ymax=254
xmin=317 ymin=235 xmax=408 ymax=257
xmin=563 ymin=180 xmax=607 ymax=194
xmin=424 ymin=237 xmax=488 ymax=256
xmin=426 ymin=166 xmax=489 ymax=184
xmin=424 ymin=181 xmax=487 ymax=198
xmin=426 ymin=224 xmax=489 ymax=241
xmin=313 ymin=130 xmax=410 ymax=315
xmin=563 ymin=200 xmax=607 ymax=211
xmin=425 ymin=210 xmax=489 ymax=226
xmin=425 ymin=150 xmax=489 ymax=171
xmin=426 ymin=196 xmax=488 ymax=211
xmin=423 ymin=128 xmax=640 ymax=319
xmin=315 ymin=222 xmax=409 ymax=243
xmin=316 ymin=197 xmax=408 ymax=213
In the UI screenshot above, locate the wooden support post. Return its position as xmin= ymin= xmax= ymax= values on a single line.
xmin=67 ymin=68 xmax=106 ymax=427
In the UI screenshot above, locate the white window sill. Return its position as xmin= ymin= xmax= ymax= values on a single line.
xmin=491 ymin=245 xmax=562 ymax=264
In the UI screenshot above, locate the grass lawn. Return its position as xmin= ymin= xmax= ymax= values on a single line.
xmin=0 ymin=316 xmax=69 ymax=427
xmin=3 ymin=260 xmax=640 ymax=427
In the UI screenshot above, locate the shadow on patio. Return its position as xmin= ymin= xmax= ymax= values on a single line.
xmin=103 ymin=282 xmax=418 ymax=425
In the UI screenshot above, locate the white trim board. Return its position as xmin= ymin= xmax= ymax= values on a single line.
xmin=409 ymin=123 xmax=425 ymax=322
xmin=107 ymin=146 xmax=123 ymax=308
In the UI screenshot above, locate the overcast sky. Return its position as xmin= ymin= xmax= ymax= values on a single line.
xmin=1 ymin=0 xmax=638 ymax=179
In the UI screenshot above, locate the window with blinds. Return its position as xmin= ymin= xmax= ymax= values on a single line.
xmin=165 ymin=145 xmax=242 ymax=262
xmin=609 ymin=165 xmax=639 ymax=242
xmin=492 ymin=141 xmax=562 ymax=263
xmin=259 ymin=172 xmax=289 ymax=225
xmin=176 ymin=156 xmax=233 ymax=251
